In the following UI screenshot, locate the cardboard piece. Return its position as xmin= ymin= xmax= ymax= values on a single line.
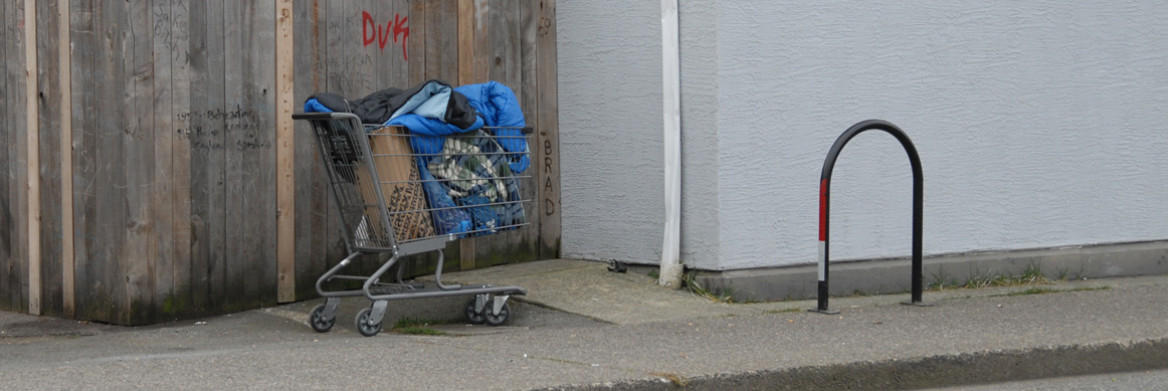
xmin=357 ymin=126 xmax=436 ymax=243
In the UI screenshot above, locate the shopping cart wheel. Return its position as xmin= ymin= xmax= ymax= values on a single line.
xmin=309 ymin=304 xmax=335 ymax=333
xmin=355 ymin=308 xmax=382 ymax=337
xmin=485 ymin=302 xmax=511 ymax=326
xmin=465 ymin=298 xmax=486 ymax=325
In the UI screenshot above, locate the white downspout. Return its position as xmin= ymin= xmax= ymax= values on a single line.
xmin=659 ymin=0 xmax=683 ymax=289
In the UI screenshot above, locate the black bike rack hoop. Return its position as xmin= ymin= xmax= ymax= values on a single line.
xmin=814 ymin=119 xmax=926 ymax=314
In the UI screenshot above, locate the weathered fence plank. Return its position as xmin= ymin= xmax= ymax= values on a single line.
xmin=1 ymin=0 xmax=9 ymax=310
xmin=536 ymin=0 xmax=561 ymax=259
xmin=123 ymin=0 xmax=156 ymax=325
xmin=67 ymin=0 xmax=94 ymax=321
xmin=424 ymin=1 xmax=459 ymax=83
xmin=520 ymin=0 xmax=541 ymax=259
xmin=36 ymin=0 xmax=65 ymax=317
xmin=188 ymin=0 xmax=229 ymax=315
xmin=240 ymin=0 xmax=278 ymax=310
xmin=2 ymin=0 xmax=30 ymax=314
xmin=407 ymin=0 xmax=426 ymax=84
xmin=222 ymin=0 xmax=245 ymax=312
xmin=292 ymin=0 xmax=335 ymax=300
xmin=58 ymin=0 xmax=76 ymax=318
xmin=169 ymin=0 xmax=194 ymax=319
xmin=84 ymin=0 xmax=131 ymax=323
xmin=25 ymin=0 xmax=42 ymax=316
xmin=276 ymin=0 xmax=296 ymax=303
xmin=150 ymin=0 xmax=176 ymax=321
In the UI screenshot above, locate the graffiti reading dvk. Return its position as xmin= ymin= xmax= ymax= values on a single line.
xmin=362 ymin=11 xmax=409 ymax=61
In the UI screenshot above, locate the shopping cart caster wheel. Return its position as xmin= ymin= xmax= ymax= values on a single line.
xmin=465 ymin=298 xmax=486 ymax=325
xmin=355 ymin=308 xmax=382 ymax=337
xmin=485 ymin=302 xmax=511 ymax=326
xmin=309 ymin=304 xmax=335 ymax=333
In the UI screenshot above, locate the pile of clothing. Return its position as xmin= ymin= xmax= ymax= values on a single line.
xmin=306 ymin=80 xmax=529 ymax=238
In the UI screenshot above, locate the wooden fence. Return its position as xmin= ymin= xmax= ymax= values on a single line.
xmin=0 ymin=0 xmax=560 ymax=325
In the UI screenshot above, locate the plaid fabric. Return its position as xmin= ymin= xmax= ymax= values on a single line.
xmin=482 ymin=139 xmax=526 ymax=227
xmin=423 ymin=130 xmax=526 ymax=235
xmin=417 ymin=161 xmax=473 ymax=236
xmin=428 ymin=137 xmax=508 ymax=202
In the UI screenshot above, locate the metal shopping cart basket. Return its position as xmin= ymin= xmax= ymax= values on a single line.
xmin=293 ymin=112 xmax=530 ymax=337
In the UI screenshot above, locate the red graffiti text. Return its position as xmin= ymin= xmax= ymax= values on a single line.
xmin=362 ymin=11 xmax=409 ymax=61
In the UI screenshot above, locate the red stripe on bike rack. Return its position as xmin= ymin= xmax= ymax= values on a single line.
xmin=819 ymin=179 xmax=828 ymax=242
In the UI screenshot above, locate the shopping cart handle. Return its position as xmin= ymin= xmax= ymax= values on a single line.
xmin=292 ymin=112 xmax=362 ymax=121
xmin=295 ymin=113 xmax=535 ymax=136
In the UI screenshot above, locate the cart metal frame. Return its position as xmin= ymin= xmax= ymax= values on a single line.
xmin=293 ymin=112 xmax=529 ymax=337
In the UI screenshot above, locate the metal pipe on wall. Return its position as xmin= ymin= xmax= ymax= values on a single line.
xmin=658 ymin=0 xmax=683 ymax=289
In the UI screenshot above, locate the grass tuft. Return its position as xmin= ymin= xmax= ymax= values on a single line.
xmin=929 ymin=265 xmax=1060 ymax=292
xmin=391 ymin=318 xmax=448 ymax=336
xmin=683 ymin=270 xmax=734 ymax=303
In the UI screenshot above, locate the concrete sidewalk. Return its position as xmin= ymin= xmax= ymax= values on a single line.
xmin=2 ymin=259 xmax=1167 ymax=390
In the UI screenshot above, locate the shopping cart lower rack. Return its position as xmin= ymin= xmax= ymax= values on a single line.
xmin=293 ymin=112 xmax=532 ymax=337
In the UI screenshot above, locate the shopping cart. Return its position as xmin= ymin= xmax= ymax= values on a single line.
xmin=292 ymin=112 xmax=530 ymax=337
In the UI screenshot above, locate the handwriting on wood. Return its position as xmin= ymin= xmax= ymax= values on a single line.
xmin=543 ymin=134 xmax=556 ymax=216
xmin=175 ymin=106 xmax=271 ymax=151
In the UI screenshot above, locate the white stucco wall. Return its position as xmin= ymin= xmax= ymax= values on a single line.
xmin=558 ymin=1 xmax=724 ymax=267
xmin=558 ymin=1 xmax=1168 ymax=270
xmin=557 ymin=1 xmax=665 ymax=264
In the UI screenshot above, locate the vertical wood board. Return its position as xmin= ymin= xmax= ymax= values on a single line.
xmin=123 ymin=0 xmax=156 ymax=325
xmin=82 ymin=0 xmax=131 ymax=323
xmin=67 ymin=0 xmax=95 ymax=320
xmin=25 ymin=0 xmax=43 ymax=316
xmin=292 ymin=0 xmax=333 ymax=300
xmin=536 ymin=0 xmax=561 ymax=259
xmin=519 ymin=0 xmax=540 ymax=259
xmin=0 ymin=0 xmax=12 ymax=310
xmin=58 ymin=0 xmax=76 ymax=318
xmin=242 ymin=0 xmax=278 ymax=309
xmin=169 ymin=0 xmax=194 ymax=319
xmin=187 ymin=0 xmax=230 ymax=314
xmin=36 ymin=0 xmax=64 ymax=316
xmin=1 ymin=0 xmax=31 ymax=313
xmin=150 ymin=0 xmax=176 ymax=321
xmin=221 ymin=0 xmax=246 ymax=310
xmin=276 ymin=0 xmax=296 ymax=303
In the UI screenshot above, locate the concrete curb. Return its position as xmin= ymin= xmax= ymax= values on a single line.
xmin=699 ymin=240 xmax=1168 ymax=302
xmin=540 ymin=338 xmax=1168 ymax=391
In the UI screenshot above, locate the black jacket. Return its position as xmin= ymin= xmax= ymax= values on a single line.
xmin=308 ymin=79 xmax=478 ymax=128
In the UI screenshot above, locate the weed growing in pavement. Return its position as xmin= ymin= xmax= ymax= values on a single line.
xmin=683 ymin=270 xmax=734 ymax=303
xmin=927 ymin=269 xmax=960 ymax=290
xmin=390 ymin=318 xmax=448 ymax=336
xmin=927 ymin=264 xmax=1113 ymax=298
xmin=928 ymin=264 xmax=1060 ymax=292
